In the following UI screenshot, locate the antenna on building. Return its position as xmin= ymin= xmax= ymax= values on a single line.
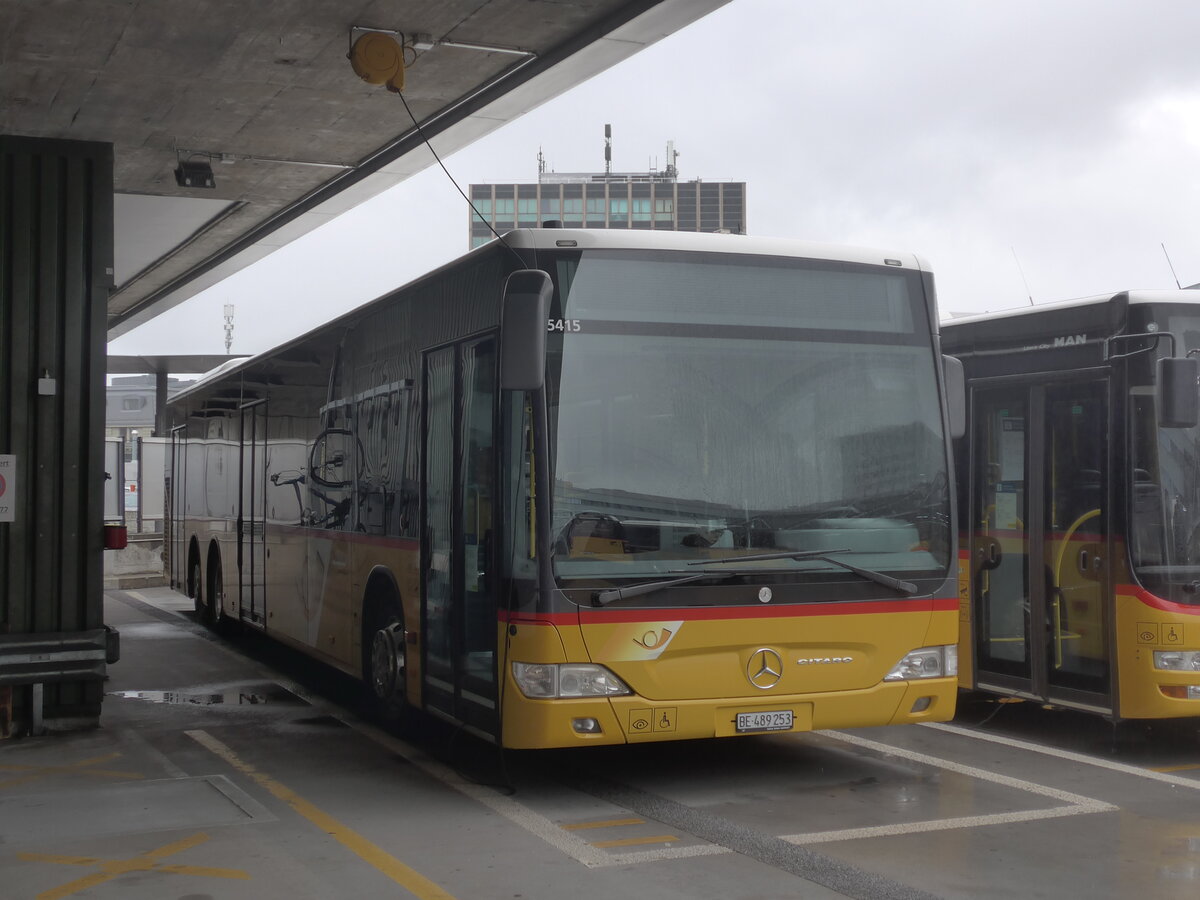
xmin=537 ymin=147 xmax=545 ymax=177
xmin=665 ymin=140 xmax=678 ymax=180
xmin=604 ymin=123 xmax=611 ymax=175
xmin=223 ymin=303 xmax=235 ymax=353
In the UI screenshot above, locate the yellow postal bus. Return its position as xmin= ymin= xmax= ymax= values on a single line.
xmin=169 ymin=229 xmax=961 ymax=748
xmin=944 ymin=290 xmax=1200 ymax=719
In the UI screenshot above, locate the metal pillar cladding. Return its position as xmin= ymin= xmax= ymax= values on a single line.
xmin=0 ymin=135 xmax=115 ymax=730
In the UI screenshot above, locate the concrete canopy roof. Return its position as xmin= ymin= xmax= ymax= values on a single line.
xmin=1 ymin=0 xmax=728 ymax=339
xmin=106 ymin=355 xmax=248 ymax=376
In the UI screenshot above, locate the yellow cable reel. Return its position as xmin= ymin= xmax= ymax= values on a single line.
xmin=349 ymin=32 xmax=405 ymax=93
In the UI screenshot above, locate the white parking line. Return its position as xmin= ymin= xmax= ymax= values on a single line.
xmin=784 ymin=805 xmax=1103 ymax=845
xmin=822 ymin=730 xmax=1114 ymax=806
xmin=923 ymin=721 xmax=1200 ymax=790
xmin=602 ymin=844 xmax=730 ymax=865
xmin=776 ymin=730 xmax=1116 ymax=845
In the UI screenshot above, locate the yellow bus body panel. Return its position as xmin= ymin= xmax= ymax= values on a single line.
xmin=1115 ymin=588 xmax=1200 ymax=719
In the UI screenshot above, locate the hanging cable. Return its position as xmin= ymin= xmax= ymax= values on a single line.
xmin=392 ymin=86 xmax=527 ymax=268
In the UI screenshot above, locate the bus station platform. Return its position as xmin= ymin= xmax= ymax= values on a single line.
xmin=0 ymin=588 xmax=520 ymax=900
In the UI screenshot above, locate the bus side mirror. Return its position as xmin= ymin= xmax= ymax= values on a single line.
xmin=500 ymin=269 xmax=553 ymax=391
xmin=1157 ymin=356 xmax=1199 ymax=429
xmin=943 ymin=355 xmax=966 ymax=439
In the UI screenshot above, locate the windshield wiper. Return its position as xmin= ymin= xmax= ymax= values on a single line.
xmin=689 ymin=549 xmax=919 ymax=595
xmin=591 ymin=568 xmax=797 ymax=606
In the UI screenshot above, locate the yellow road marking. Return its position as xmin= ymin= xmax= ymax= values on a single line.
xmin=1150 ymin=763 xmax=1200 ymax=773
xmin=0 ymin=752 xmax=143 ymax=790
xmin=590 ymin=835 xmax=679 ymax=848
xmin=186 ymin=729 xmax=456 ymax=900
xmin=18 ymin=832 xmax=249 ymax=899
xmin=562 ymin=817 xmax=646 ymax=831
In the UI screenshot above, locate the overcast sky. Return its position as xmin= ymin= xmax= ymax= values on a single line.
xmin=108 ymin=0 xmax=1200 ymax=362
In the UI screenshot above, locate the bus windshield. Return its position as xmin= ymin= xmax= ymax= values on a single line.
xmin=543 ymin=249 xmax=951 ymax=590
xmin=1130 ymin=308 xmax=1200 ymax=600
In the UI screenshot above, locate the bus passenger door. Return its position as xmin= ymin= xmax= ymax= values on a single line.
xmin=971 ymin=387 xmax=1036 ymax=694
xmin=169 ymin=426 xmax=187 ymax=589
xmin=421 ymin=338 xmax=499 ymax=736
xmin=238 ymin=400 xmax=267 ymax=627
xmin=970 ymin=381 xmax=1111 ymax=710
xmin=1043 ymin=382 xmax=1109 ymax=702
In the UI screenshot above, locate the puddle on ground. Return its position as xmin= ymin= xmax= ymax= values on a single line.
xmin=109 ymin=684 xmax=308 ymax=707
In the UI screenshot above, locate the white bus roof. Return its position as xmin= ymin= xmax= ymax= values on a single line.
xmin=942 ymin=289 xmax=1200 ymax=328
xmin=497 ymin=228 xmax=933 ymax=271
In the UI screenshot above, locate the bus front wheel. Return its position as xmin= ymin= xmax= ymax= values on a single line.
xmin=190 ymin=558 xmax=207 ymax=623
xmin=365 ymin=596 xmax=406 ymax=717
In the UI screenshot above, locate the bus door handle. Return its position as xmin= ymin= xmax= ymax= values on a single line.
xmin=1077 ymin=548 xmax=1102 ymax=578
xmin=975 ymin=537 xmax=1002 ymax=571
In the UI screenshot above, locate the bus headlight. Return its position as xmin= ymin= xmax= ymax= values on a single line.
xmin=883 ymin=645 xmax=958 ymax=681
xmin=1153 ymin=650 xmax=1200 ymax=671
xmin=511 ymin=662 xmax=632 ymax=698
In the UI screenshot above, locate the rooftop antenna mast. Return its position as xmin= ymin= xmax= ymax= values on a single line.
xmin=537 ymin=147 xmax=545 ymax=178
xmin=665 ymin=140 xmax=678 ymax=180
xmin=1011 ymin=247 xmax=1034 ymax=306
xmin=1162 ymin=242 xmax=1183 ymax=289
xmin=604 ymin=123 xmax=611 ymax=175
xmin=223 ymin=303 xmax=235 ymax=353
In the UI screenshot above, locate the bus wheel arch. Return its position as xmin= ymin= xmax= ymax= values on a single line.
xmin=362 ymin=570 xmax=407 ymax=711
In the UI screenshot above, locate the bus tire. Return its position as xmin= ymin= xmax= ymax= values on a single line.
xmin=364 ymin=591 xmax=407 ymax=721
xmin=189 ymin=555 xmax=208 ymax=624
xmin=205 ymin=549 xmax=228 ymax=632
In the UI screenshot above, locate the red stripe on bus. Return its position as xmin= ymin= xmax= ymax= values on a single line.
xmin=1118 ymin=584 xmax=1200 ymax=616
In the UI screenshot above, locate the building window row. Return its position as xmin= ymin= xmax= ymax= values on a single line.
xmin=470 ymin=183 xmax=744 ymax=242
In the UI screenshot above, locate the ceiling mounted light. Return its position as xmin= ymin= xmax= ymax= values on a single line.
xmin=174 ymin=159 xmax=216 ymax=190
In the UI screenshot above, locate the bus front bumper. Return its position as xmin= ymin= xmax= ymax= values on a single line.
xmin=500 ymin=678 xmax=957 ymax=749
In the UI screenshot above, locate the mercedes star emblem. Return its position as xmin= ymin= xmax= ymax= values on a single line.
xmin=747 ymin=648 xmax=784 ymax=689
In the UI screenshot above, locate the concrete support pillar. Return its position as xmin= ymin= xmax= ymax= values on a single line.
xmin=0 ymin=134 xmax=116 ymax=730
xmin=155 ymin=369 xmax=168 ymax=437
